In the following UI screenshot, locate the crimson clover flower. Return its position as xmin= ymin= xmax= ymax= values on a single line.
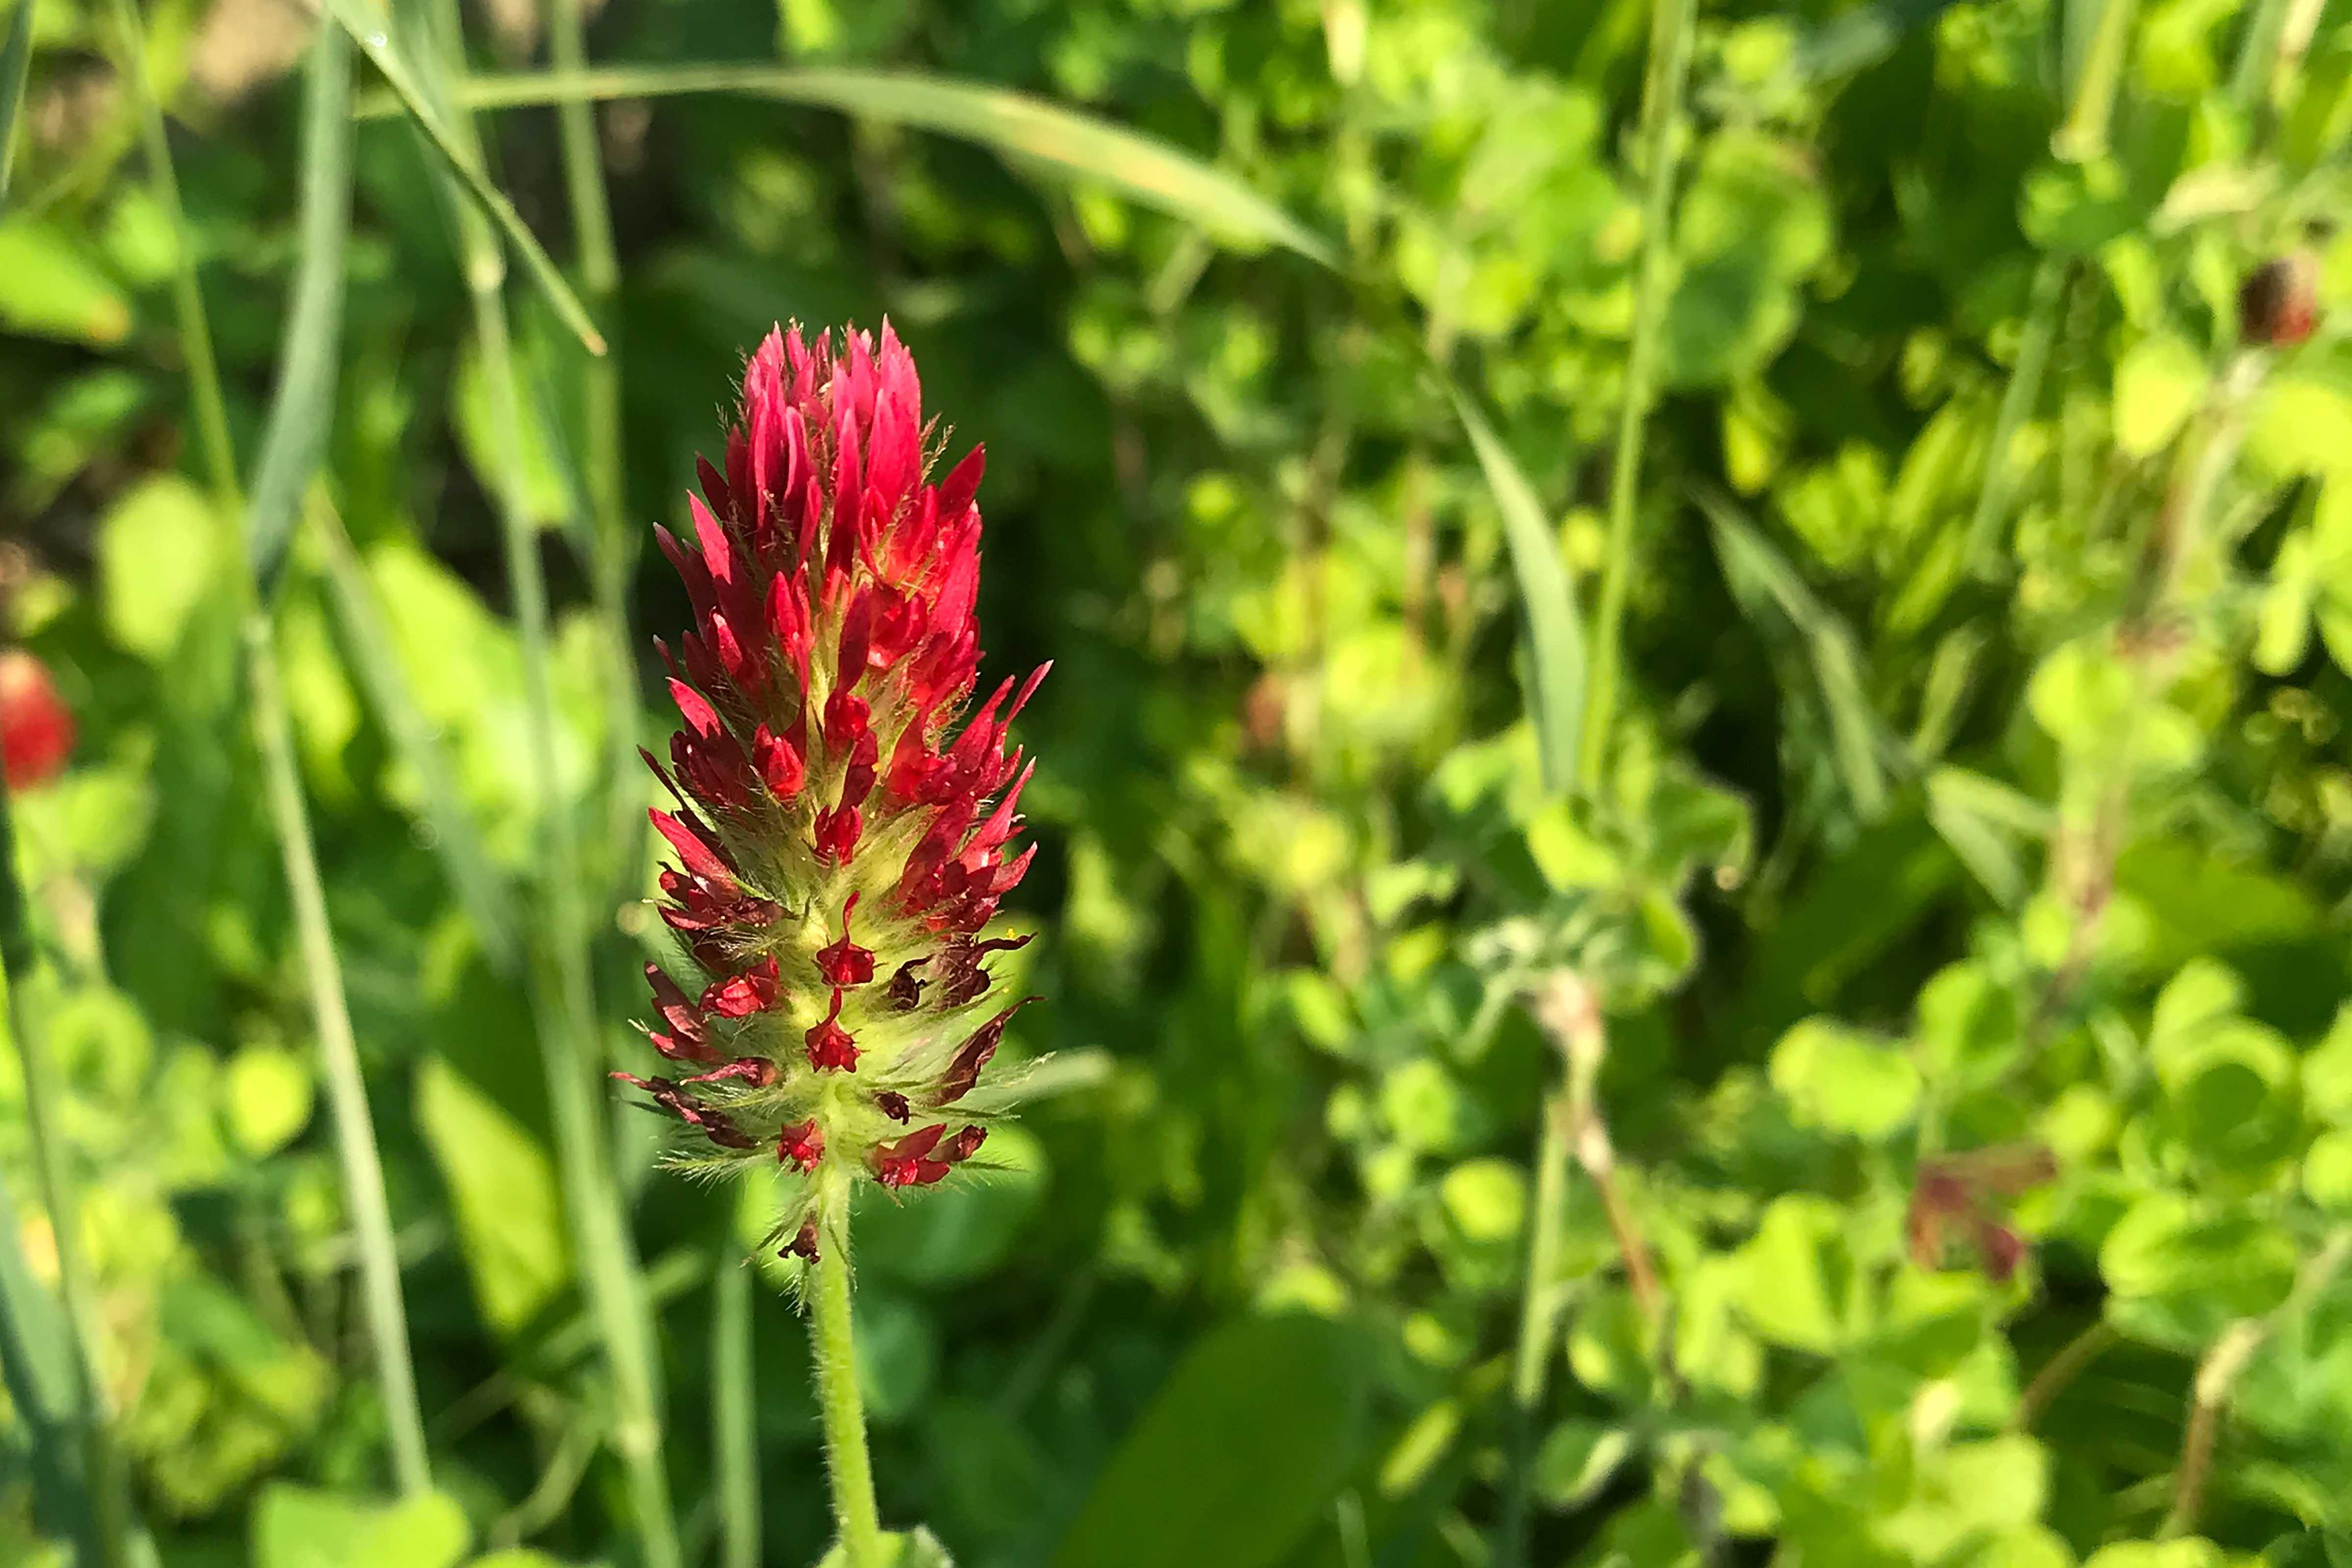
xmin=0 ymin=650 xmax=74 ymax=791
xmin=618 ymin=322 xmax=1045 ymax=1260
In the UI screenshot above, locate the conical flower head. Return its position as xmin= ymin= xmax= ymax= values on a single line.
xmin=621 ymin=322 xmax=1045 ymax=1252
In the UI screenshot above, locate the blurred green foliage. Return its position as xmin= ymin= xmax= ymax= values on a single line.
xmin=2 ymin=0 xmax=2352 ymax=1563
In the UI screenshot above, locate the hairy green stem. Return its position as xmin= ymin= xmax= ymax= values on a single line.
xmin=811 ymin=1195 xmax=884 ymax=1567
xmin=416 ymin=0 xmax=680 ymax=1557
xmin=714 ymin=1257 xmax=760 ymax=1568
xmin=1496 ymin=1091 xmax=1572 ymax=1567
xmin=1579 ymin=0 xmax=1696 ymax=788
xmin=247 ymin=620 xmax=432 ymax=1494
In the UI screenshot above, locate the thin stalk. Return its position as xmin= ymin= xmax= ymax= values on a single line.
xmin=2229 ymin=0 xmax=2294 ymax=108
xmin=713 ymin=1257 xmax=760 ymax=1568
xmin=2014 ymin=1319 xmax=2115 ymax=1430
xmin=1578 ymin=0 xmax=1697 ymax=788
xmin=104 ymin=0 xmax=233 ymax=513
xmin=2052 ymin=0 xmax=2143 ymax=164
xmin=810 ymin=1194 xmax=884 ymax=1568
xmin=246 ymin=621 xmax=432 ymax=1493
xmin=417 ymin=3 xmax=679 ymax=1554
xmin=113 ymin=0 xmax=434 ymax=1496
xmin=0 ymin=794 xmax=135 ymax=1568
xmin=1965 ymin=256 xmax=2067 ymax=574
xmin=1496 ymin=1091 xmax=1572 ymax=1566
xmin=546 ymin=0 xmax=646 ymax=898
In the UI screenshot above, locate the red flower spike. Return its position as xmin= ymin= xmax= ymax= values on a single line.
xmin=816 ymin=894 xmax=876 ymax=988
xmin=702 ymin=955 xmax=781 ymax=1018
xmin=805 ymin=988 xmax=860 ymax=1073
xmin=778 ymin=1119 xmax=825 ymax=1172
xmin=627 ymin=321 xmax=1047 ymax=1221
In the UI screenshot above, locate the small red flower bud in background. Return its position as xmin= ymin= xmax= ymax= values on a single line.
xmin=2240 ymin=251 xmax=2321 ymax=348
xmin=0 ymin=651 xmax=74 ymax=791
xmin=617 ymin=322 xmax=1047 ymax=1255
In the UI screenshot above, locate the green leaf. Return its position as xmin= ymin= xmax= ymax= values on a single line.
xmin=223 ymin=1044 xmax=314 ymax=1158
xmin=416 ymin=1054 xmax=572 ymax=1335
xmin=98 ymin=473 xmax=226 ymax=662
xmin=315 ymin=0 xmax=605 ymax=355
xmin=1734 ymin=1197 xmax=1869 ymax=1354
xmin=2112 ymin=332 xmax=2206 ymax=458
xmin=252 ymin=1485 xmax=471 ymax=1568
xmin=2100 ymin=1193 xmax=2296 ymax=1351
xmin=1532 ymin=1419 xmax=1635 ymax=1510
xmin=1770 ymin=1018 xmax=1922 ymax=1139
xmin=1449 ymin=384 xmax=1586 ymax=795
xmin=0 ymin=219 xmax=133 ymax=345
xmin=1055 ymin=1314 xmax=1372 ymax=1568
xmin=368 ymin=65 xmax=1339 ymax=268
xmin=244 ymin=25 xmax=354 ymax=595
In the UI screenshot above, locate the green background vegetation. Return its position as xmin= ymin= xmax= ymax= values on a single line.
xmin=3 ymin=0 xmax=2352 ymax=1563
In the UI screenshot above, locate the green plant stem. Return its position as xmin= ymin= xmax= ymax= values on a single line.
xmin=713 ymin=1257 xmax=760 ymax=1568
xmin=545 ymin=0 xmax=645 ymax=899
xmin=2015 ymin=1319 xmax=2115 ymax=1431
xmin=1579 ymin=0 xmax=1696 ymax=788
xmin=2229 ymin=0 xmax=2294 ymax=108
xmin=810 ymin=1202 xmax=885 ymax=1568
xmin=105 ymin=0 xmax=233 ymax=512
xmin=4 ymin=952 xmax=136 ymax=1568
xmin=2053 ymin=0 xmax=2142 ymax=163
xmin=246 ymin=620 xmax=432 ymax=1494
xmin=1965 ymin=256 xmax=2067 ymax=573
xmin=1496 ymin=1091 xmax=1571 ymax=1566
xmin=417 ymin=6 xmax=679 ymax=1554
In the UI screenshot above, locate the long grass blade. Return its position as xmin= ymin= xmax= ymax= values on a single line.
xmin=1696 ymin=489 xmax=1900 ymax=820
xmin=316 ymin=0 xmax=606 ymax=355
xmin=246 ymin=26 xmax=355 ymax=593
xmin=1964 ymin=256 xmax=2066 ymax=572
xmin=0 ymin=781 xmax=132 ymax=1567
xmin=543 ymin=0 xmax=649 ymax=910
xmin=0 ymin=0 xmax=35 ymax=202
xmin=1447 ymin=384 xmax=1584 ymax=796
xmin=106 ymin=0 xmax=235 ymax=510
xmin=358 ymin=64 xmax=1339 ymax=266
xmin=1577 ymin=0 xmax=1697 ymax=788
xmin=0 ymin=1164 xmax=96 ymax=1554
xmin=713 ymin=1258 xmax=759 ymax=1568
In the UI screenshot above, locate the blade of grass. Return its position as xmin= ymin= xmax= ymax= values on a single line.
xmin=0 ymin=781 xmax=135 ymax=1568
xmin=316 ymin=0 xmax=605 ymax=355
xmin=403 ymin=0 xmax=680 ymax=1558
xmin=246 ymin=25 xmax=355 ymax=592
xmin=115 ymin=0 xmax=434 ymax=1496
xmin=0 ymin=0 xmax=35 ymax=202
xmin=713 ymin=1257 xmax=759 ymax=1568
xmin=1577 ymin=0 xmax=1696 ymax=789
xmin=1446 ymin=384 xmax=1584 ymax=796
xmin=1697 ymin=488 xmax=1901 ymax=821
xmin=1964 ymin=255 xmax=2067 ymax=573
xmin=357 ymin=64 xmax=1339 ymax=266
xmin=0 ymin=1163 xmax=98 ymax=1555
xmin=310 ymin=497 xmax=522 ymax=969
xmin=542 ymin=0 xmax=648 ymax=910
xmin=105 ymin=0 xmax=234 ymax=514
